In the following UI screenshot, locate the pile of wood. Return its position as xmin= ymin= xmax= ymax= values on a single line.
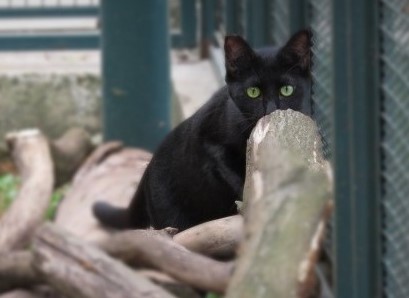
xmin=0 ymin=110 xmax=333 ymax=298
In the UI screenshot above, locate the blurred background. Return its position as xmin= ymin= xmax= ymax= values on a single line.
xmin=0 ymin=0 xmax=407 ymax=298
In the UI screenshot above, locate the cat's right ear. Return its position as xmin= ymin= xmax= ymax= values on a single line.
xmin=224 ymin=35 xmax=256 ymax=81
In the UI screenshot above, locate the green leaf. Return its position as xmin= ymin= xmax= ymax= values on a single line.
xmin=46 ymin=186 xmax=67 ymax=220
xmin=0 ymin=174 xmax=19 ymax=214
xmin=205 ymin=293 xmax=221 ymax=298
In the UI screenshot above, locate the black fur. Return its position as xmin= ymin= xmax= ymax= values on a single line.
xmin=93 ymin=30 xmax=312 ymax=231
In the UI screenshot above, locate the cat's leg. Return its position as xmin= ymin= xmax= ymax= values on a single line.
xmin=204 ymin=143 xmax=244 ymax=195
xmin=146 ymin=190 xmax=196 ymax=231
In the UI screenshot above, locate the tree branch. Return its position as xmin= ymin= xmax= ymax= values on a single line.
xmin=0 ymin=129 xmax=54 ymax=253
xmin=100 ymin=229 xmax=234 ymax=293
xmin=32 ymin=223 xmax=176 ymax=298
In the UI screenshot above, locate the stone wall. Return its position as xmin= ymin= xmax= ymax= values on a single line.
xmin=0 ymin=74 xmax=101 ymax=154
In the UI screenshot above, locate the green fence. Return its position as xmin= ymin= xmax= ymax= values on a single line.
xmin=3 ymin=1 xmax=406 ymax=295
xmin=0 ymin=0 xmax=99 ymax=50
xmin=0 ymin=0 xmax=196 ymax=51
xmin=199 ymin=0 xmax=408 ymax=297
xmin=381 ymin=1 xmax=409 ymax=297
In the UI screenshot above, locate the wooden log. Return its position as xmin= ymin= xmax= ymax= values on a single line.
xmin=51 ymin=127 xmax=94 ymax=186
xmin=226 ymin=110 xmax=332 ymax=298
xmin=70 ymin=141 xmax=123 ymax=183
xmin=0 ymin=287 xmax=58 ymax=298
xmin=0 ymin=252 xmax=41 ymax=293
xmin=0 ymin=290 xmax=40 ymax=298
xmin=0 ymin=129 xmax=54 ymax=252
xmin=173 ymin=215 xmax=243 ymax=258
xmin=54 ymin=142 xmax=151 ymax=243
xmin=100 ymin=229 xmax=233 ymax=294
xmin=138 ymin=270 xmax=202 ymax=298
xmin=32 ymin=223 xmax=176 ymax=298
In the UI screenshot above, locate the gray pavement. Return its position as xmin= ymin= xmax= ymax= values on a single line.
xmin=171 ymin=49 xmax=221 ymax=118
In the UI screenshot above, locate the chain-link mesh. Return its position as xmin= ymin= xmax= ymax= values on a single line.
xmin=310 ymin=0 xmax=334 ymax=294
xmin=269 ymin=0 xmax=290 ymax=45
xmin=380 ymin=1 xmax=409 ymax=297
xmin=0 ymin=0 xmax=98 ymax=8
xmin=310 ymin=0 xmax=333 ymax=159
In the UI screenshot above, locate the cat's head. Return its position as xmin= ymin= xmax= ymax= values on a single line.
xmin=224 ymin=30 xmax=312 ymax=120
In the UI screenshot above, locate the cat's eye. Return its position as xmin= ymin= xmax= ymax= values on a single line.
xmin=246 ymin=87 xmax=261 ymax=99
xmin=279 ymin=85 xmax=295 ymax=97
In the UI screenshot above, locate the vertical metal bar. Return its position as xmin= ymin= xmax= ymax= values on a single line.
xmin=200 ymin=0 xmax=216 ymax=58
xmin=245 ymin=0 xmax=268 ymax=47
xmin=102 ymin=0 xmax=171 ymax=151
xmin=332 ymin=0 xmax=382 ymax=297
xmin=289 ymin=0 xmax=307 ymax=34
xmin=225 ymin=0 xmax=239 ymax=34
xmin=180 ymin=0 xmax=197 ymax=47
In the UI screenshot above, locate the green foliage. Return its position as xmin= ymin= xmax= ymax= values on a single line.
xmin=0 ymin=174 xmax=19 ymax=215
xmin=46 ymin=186 xmax=66 ymax=221
xmin=0 ymin=173 xmax=66 ymax=220
xmin=205 ymin=293 xmax=221 ymax=298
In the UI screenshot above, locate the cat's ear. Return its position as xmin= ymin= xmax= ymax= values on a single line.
xmin=278 ymin=29 xmax=312 ymax=72
xmin=224 ymin=35 xmax=256 ymax=80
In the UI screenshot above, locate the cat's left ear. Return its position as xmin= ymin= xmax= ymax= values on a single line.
xmin=278 ymin=29 xmax=312 ymax=72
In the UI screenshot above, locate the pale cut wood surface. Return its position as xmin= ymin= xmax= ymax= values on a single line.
xmin=0 ymin=129 xmax=54 ymax=252
xmin=227 ymin=110 xmax=332 ymax=298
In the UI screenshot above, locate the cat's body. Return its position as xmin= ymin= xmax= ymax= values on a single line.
xmin=93 ymin=30 xmax=312 ymax=231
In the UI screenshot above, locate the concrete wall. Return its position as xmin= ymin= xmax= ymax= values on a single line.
xmin=0 ymin=74 xmax=101 ymax=153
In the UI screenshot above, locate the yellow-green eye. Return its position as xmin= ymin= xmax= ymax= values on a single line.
xmin=246 ymin=87 xmax=261 ymax=99
xmin=280 ymin=85 xmax=295 ymax=97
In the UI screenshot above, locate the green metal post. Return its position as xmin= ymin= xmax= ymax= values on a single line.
xmin=180 ymin=0 xmax=197 ymax=47
xmin=172 ymin=0 xmax=197 ymax=48
xmin=102 ymin=0 xmax=171 ymax=151
xmin=289 ymin=0 xmax=307 ymax=34
xmin=200 ymin=0 xmax=216 ymax=58
xmin=224 ymin=0 xmax=239 ymax=34
xmin=245 ymin=0 xmax=268 ymax=47
xmin=332 ymin=0 xmax=381 ymax=297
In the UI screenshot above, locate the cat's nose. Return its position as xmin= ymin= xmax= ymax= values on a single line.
xmin=263 ymin=100 xmax=276 ymax=115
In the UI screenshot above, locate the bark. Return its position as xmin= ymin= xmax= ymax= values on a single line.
xmin=54 ymin=142 xmax=152 ymax=243
xmin=100 ymin=229 xmax=233 ymax=293
xmin=51 ymin=127 xmax=94 ymax=186
xmin=173 ymin=215 xmax=243 ymax=258
xmin=32 ymin=223 xmax=175 ymax=298
xmin=0 ymin=129 xmax=54 ymax=252
xmin=0 ymin=290 xmax=40 ymax=298
xmin=226 ymin=110 xmax=332 ymax=298
xmin=138 ymin=270 xmax=201 ymax=298
xmin=0 ymin=252 xmax=40 ymax=293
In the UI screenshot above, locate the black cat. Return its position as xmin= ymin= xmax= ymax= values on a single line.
xmin=93 ymin=30 xmax=312 ymax=231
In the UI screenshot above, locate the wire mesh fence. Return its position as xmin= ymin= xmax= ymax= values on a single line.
xmin=202 ymin=1 xmax=408 ymax=297
xmin=0 ymin=0 xmax=405 ymax=295
xmin=0 ymin=0 xmax=99 ymax=8
xmin=380 ymin=0 xmax=409 ymax=297
xmin=309 ymin=0 xmax=333 ymax=160
xmin=0 ymin=0 xmax=100 ymax=50
xmin=269 ymin=0 xmax=289 ymax=45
